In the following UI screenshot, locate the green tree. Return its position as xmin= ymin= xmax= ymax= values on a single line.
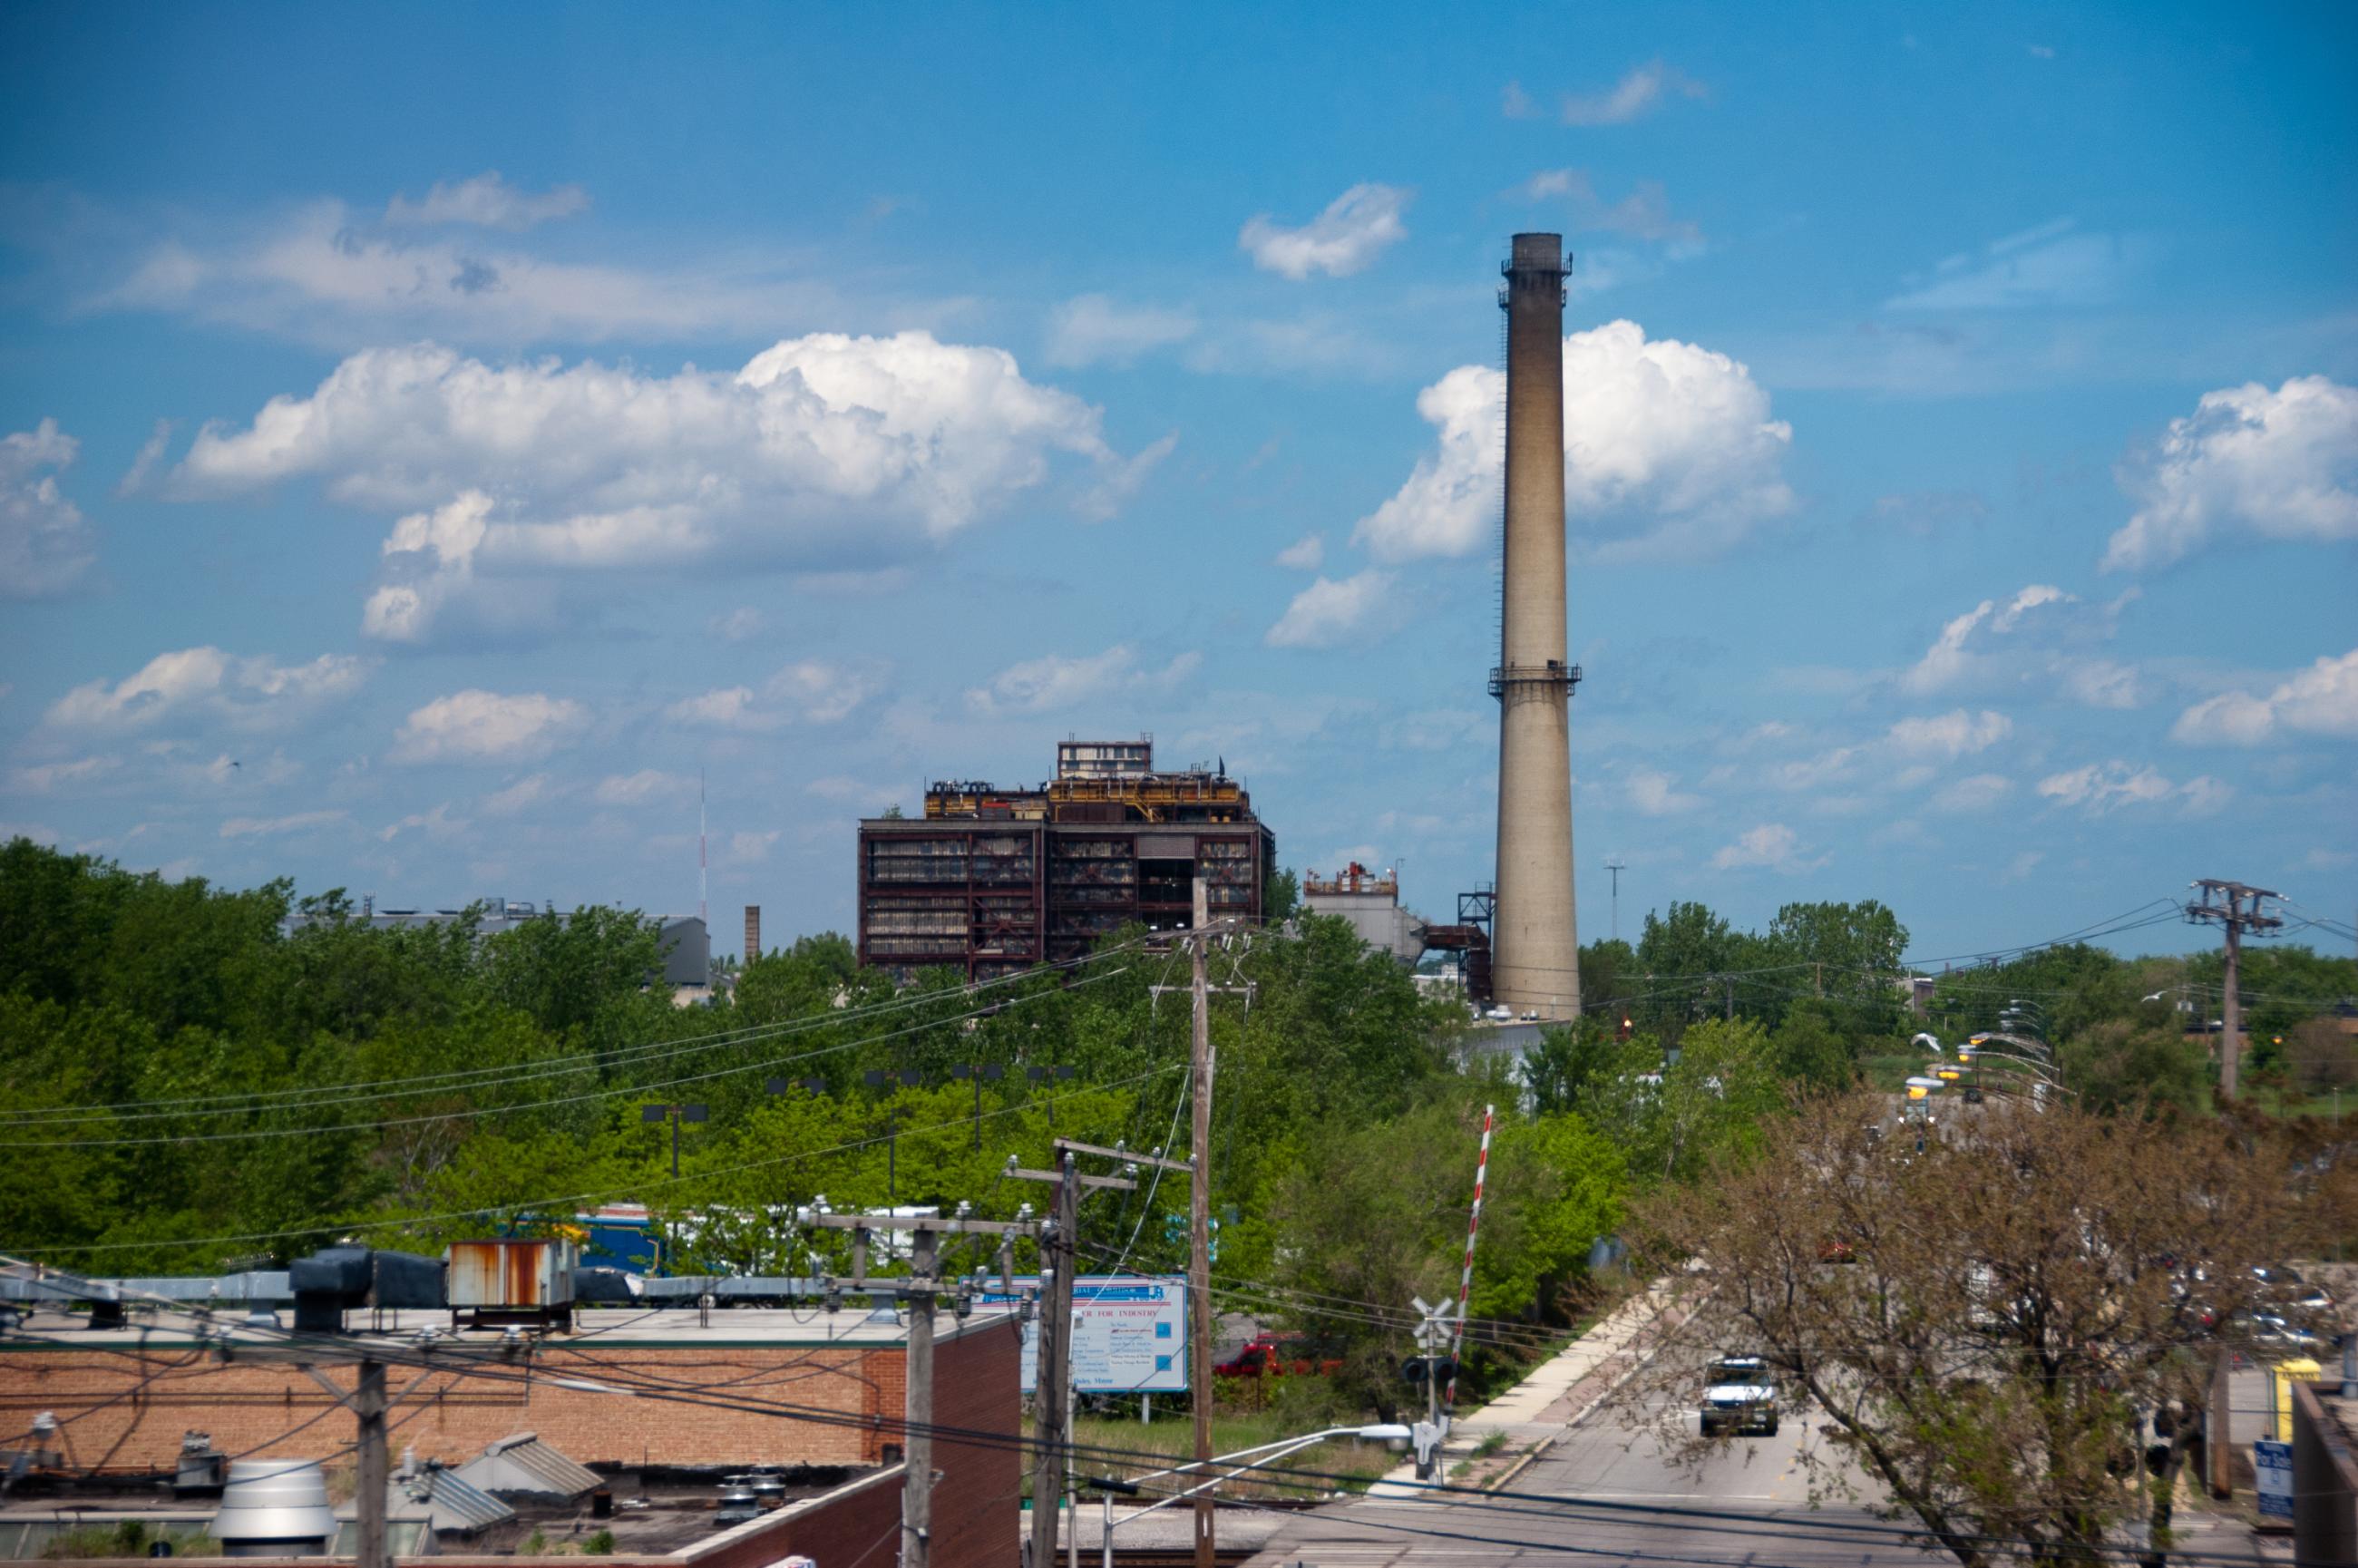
xmin=1589 ymin=1017 xmax=1781 ymax=1183
xmin=1770 ymin=1000 xmax=1855 ymax=1093
xmin=2057 ymin=1018 xmax=2209 ymax=1116
xmin=1262 ymin=868 xmax=1301 ymax=923
xmin=1633 ymin=901 xmax=1736 ymax=1049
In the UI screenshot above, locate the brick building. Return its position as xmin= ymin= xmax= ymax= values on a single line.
xmin=0 ymin=1306 xmax=1020 ymax=1568
xmin=858 ymin=736 xmax=1276 ymax=981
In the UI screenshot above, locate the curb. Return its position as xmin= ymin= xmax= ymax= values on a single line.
xmin=1485 ymin=1432 xmax=1558 ymax=1492
xmin=1564 ymin=1299 xmax=1686 ymax=1429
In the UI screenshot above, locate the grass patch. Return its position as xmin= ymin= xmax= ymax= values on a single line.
xmin=1065 ymin=1411 xmax=1399 ymax=1500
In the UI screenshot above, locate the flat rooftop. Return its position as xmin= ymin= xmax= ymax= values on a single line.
xmin=1 ymin=1302 xmax=1024 ymax=1352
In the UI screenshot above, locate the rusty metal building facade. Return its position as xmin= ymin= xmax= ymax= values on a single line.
xmin=856 ymin=739 xmax=1273 ymax=980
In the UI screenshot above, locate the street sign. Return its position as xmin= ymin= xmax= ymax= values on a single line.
xmin=2256 ymin=1437 xmax=2293 ymax=1521
xmin=982 ymin=1275 xmax=1189 ymax=1394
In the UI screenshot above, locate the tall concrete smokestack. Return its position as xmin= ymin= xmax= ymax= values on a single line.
xmin=1491 ymin=233 xmax=1580 ymax=1019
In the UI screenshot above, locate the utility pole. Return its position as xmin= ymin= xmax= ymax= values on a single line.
xmin=2187 ymin=880 xmax=2282 ymax=1105
xmin=2186 ymin=880 xmax=2281 ymax=1500
xmin=1029 ymin=1154 xmax=1074 ymax=1568
xmin=1006 ymin=1147 xmax=1138 ymax=1568
xmin=1145 ymin=886 xmax=1248 ymax=1568
xmin=800 ymin=1206 xmax=1043 ymax=1568
xmin=1603 ymin=857 xmax=1625 ymax=944
xmin=1188 ymin=877 xmax=1216 ymax=1568
xmin=356 ymin=1359 xmax=387 ymax=1568
xmin=904 ymin=1228 xmax=937 ymax=1568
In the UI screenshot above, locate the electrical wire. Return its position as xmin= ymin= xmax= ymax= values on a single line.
xmin=0 ymin=940 xmax=1152 ymax=1131
xmin=12 ymin=1062 xmax=1187 ymax=1259
xmin=0 ymin=967 xmax=1130 ymax=1150
xmin=0 ymin=1301 xmax=2273 ymax=1568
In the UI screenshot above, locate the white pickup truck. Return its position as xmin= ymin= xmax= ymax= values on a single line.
xmin=1700 ymin=1355 xmax=1779 ymax=1437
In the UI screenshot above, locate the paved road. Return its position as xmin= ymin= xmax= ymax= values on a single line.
xmin=1237 ymin=1384 xmax=2279 ymax=1567
xmin=1241 ymin=1386 xmax=1940 ymax=1567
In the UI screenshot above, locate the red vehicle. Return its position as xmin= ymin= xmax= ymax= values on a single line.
xmin=1213 ymin=1332 xmax=1344 ymax=1378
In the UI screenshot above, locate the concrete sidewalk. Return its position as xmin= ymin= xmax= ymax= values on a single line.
xmin=1364 ymin=1276 xmax=1679 ymax=1498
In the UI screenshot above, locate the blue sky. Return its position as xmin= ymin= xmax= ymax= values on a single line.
xmin=3 ymin=1 xmax=2353 ymax=960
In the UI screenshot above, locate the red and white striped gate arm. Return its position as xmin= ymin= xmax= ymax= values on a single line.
xmin=1442 ymin=1102 xmax=1494 ymax=1412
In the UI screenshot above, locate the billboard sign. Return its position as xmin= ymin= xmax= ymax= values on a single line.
xmin=980 ymin=1275 xmax=1188 ymax=1394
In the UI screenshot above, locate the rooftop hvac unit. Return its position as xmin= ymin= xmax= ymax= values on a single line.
xmin=287 ymin=1247 xmax=447 ymax=1332
xmin=212 ymin=1459 xmax=336 ymax=1558
xmin=447 ymin=1239 xmax=578 ymax=1329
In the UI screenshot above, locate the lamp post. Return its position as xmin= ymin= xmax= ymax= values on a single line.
xmin=1087 ymin=1425 xmax=1414 ymax=1568
xmin=950 ymin=1062 xmax=1006 ymax=1151
xmin=640 ymin=1102 xmax=708 ymax=1177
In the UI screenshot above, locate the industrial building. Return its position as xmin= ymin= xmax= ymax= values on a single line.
xmin=1301 ymin=863 xmax=1424 ymax=963
xmin=0 ymin=1246 xmax=1018 ymax=1568
xmin=856 ymin=737 xmax=1274 ymax=980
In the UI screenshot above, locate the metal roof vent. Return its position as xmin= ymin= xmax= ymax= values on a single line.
xmin=213 ymin=1459 xmax=336 ymax=1557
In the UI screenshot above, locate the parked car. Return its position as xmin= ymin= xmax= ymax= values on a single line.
xmin=1214 ymin=1331 xmax=1345 ymax=1378
xmin=1700 ymin=1355 xmax=1779 ymax=1437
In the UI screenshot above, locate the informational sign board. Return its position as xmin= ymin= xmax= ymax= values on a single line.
xmin=2256 ymin=1437 xmax=2294 ymax=1522
xmin=980 ymin=1275 xmax=1188 ymax=1394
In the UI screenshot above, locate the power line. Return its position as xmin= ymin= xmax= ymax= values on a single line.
xmin=0 ymin=938 xmax=1154 ymax=1128
xmin=11 ymin=1061 xmax=1186 ymax=1259
xmin=0 ymin=968 xmax=1130 ymax=1150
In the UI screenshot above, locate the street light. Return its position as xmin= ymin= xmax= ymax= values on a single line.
xmin=1088 ymin=1424 xmax=1416 ymax=1567
xmin=640 ymin=1102 xmax=708 ymax=1177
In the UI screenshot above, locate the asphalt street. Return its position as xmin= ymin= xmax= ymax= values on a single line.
xmin=1242 ymin=1384 xmax=1942 ymax=1567
xmin=1236 ymin=1381 xmax=2285 ymax=1567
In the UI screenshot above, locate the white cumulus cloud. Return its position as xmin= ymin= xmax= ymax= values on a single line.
xmin=593 ymin=770 xmax=695 ymax=806
xmin=1710 ymin=823 xmax=1823 ymax=872
xmin=1514 ymin=61 xmax=1709 ymax=126
xmin=1901 ymin=583 xmax=2142 ymax=707
xmin=94 ymin=195 xmax=838 ymax=344
xmin=384 ymin=171 xmax=590 ymax=230
xmin=1274 ymin=533 xmax=1325 ymax=571
xmin=1238 ymin=184 xmax=1411 ymax=280
xmin=2105 ymin=375 xmax=2358 ymax=571
xmin=171 ymin=334 xmax=1135 ymax=643
xmin=1931 ymin=773 xmax=2013 ymax=813
xmin=1626 ymin=768 xmax=1702 ymax=815
xmin=1353 ymin=321 xmax=1792 ymax=563
xmin=2035 ymin=761 xmax=2229 ymax=815
xmin=1885 ymin=709 xmax=2012 ymax=760
xmin=394 ymin=690 xmax=587 ymax=764
xmin=668 ymin=658 xmax=887 ymax=732
xmin=2171 ymin=649 xmax=2358 ymax=745
xmin=1264 ymin=570 xmax=1394 ymax=649
xmin=2 ymin=419 xmax=97 ymax=599
xmin=964 ymin=645 xmax=1201 ymax=716
xmin=42 ymin=647 xmax=367 ymax=735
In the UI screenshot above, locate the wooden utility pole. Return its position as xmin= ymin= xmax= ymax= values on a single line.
xmin=801 ymin=1207 xmax=1041 ymax=1568
xmin=2187 ymin=879 xmax=2281 ymax=1498
xmin=1028 ymin=1154 xmax=1074 ymax=1568
xmin=2187 ymin=880 xmax=2282 ymax=1105
xmin=999 ymin=1153 xmax=1136 ymax=1568
xmin=355 ymin=1359 xmax=388 ymax=1568
xmin=902 ymin=1228 xmax=938 ymax=1568
xmin=1189 ymin=878 xmax=1215 ymax=1568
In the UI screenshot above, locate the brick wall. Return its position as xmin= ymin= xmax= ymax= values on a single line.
xmin=0 ymin=1329 xmax=984 ymax=1473
xmin=1 ymin=1317 xmax=1021 ymax=1567
xmin=922 ymin=1315 xmax=1024 ymax=1568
